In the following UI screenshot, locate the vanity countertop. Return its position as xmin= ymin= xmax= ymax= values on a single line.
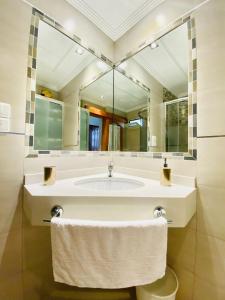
xmin=25 ymin=172 xmax=195 ymax=199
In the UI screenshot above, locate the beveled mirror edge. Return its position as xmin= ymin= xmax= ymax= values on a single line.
xmin=25 ymin=7 xmax=197 ymax=160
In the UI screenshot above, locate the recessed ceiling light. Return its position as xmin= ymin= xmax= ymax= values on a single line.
xmin=75 ymin=47 xmax=84 ymax=55
xmin=150 ymin=41 xmax=159 ymax=49
xmin=63 ymin=19 xmax=76 ymax=33
xmin=156 ymin=14 xmax=166 ymax=26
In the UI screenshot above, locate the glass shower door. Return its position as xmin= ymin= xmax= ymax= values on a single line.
xmin=166 ymin=98 xmax=188 ymax=152
xmin=34 ymin=97 xmax=63 ymax=150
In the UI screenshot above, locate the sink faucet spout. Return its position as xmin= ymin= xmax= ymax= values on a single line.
xmin=108 ymin=161 xmax=114 ymax=177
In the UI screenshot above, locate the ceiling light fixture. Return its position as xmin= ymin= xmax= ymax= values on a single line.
xmin=150 ymin=41 xmax=159 ymax=49
xmin=63 ymin=19 xmax=76 ymax=33
xmin=75 ymin=47 xmax=84 ymax=55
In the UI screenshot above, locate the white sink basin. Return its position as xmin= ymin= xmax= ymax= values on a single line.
xmin=24 ymin=172 xmax=196 ymax=228
xmin=74 ymin=177 xmax=145 ymax=191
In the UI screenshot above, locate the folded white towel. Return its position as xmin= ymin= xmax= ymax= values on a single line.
xmin=51 ymin=217 xmax=167 ymax=289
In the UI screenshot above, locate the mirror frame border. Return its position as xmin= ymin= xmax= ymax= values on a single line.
xmin=25 ymin=8 xmax=197 ymax=160
xmin=25 ymin=8 xmax=113 ymax=157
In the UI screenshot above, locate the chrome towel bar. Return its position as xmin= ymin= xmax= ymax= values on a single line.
xmin=43 ymin=205 xmax=63 ymax=223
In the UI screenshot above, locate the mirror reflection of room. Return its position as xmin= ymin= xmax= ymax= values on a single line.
xmin=117 ymin=22 xmax=189 ymax=153
xmin=34 ymin=20 xmax=111 ymax=151
xmin=79 ymin=71 xmax=114 ymax=151
xmin=114 ymin=70 xmax=149 ymax=152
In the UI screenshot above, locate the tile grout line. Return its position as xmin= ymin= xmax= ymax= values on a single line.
xmin=198 ymin=135 xmax=225 ymax=138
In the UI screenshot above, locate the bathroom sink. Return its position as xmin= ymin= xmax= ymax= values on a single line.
xmin=24 ymin=171 xmax=196 ymax=227
xmin=74 ymin=177 xmax=144 ymax=191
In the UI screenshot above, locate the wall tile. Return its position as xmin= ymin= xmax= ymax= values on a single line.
xmin=0 ymin=135 xmax=24 ymax=234
xmin=0 ymin=229 xmax=22 ymax=281
xmin=198 ymin=88 xmax=225 ymax=137
xmin=168 ymin=228 xmax=196 ymax=272
xmin=195 ymin=233 xmax=225 ymax=289
xmin=22 ymin=216 xmax=52 ymax=271
xmin=197 ymin=137 xmax=225 ymax=188
xmin=197 ymin=185 xmax=225 ymax=241
xmin=193 ymin=277 xmax=225 ymax=300
xmin=0 ymin=0 xmax=31 ymax=133
xmin=0 ymin=273 xmax=23 ymax=300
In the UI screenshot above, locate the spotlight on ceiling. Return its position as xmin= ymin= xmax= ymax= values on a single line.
xmin=75 ymin=47 xmax=84 ymax=55
xmin=150 ymin=41 xmax=159 ymax=49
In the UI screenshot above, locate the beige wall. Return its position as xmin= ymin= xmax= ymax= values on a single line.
xmin=114 ymin=0 xmax=208 ymax=62
xmin=1 ymin=0 xmax=225 ymax=300
xmin=0 ymin=0 xmax=31 ymax=298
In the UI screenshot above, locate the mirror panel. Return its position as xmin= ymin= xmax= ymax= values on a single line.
xmin=33 ymin=19 xmax=111 ymax=152
xmin=116 ymin=22 xmax=189 ymax=153
xmin=79 ymin=71 xmax=114 ymax=151
xmin=114 ymin=70 xmax=150 ymax=152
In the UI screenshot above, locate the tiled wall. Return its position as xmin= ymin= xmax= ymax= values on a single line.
xmin=1 ymin=0 xmax=225 ymax=300
xmin=0 ymin=0 xmax=31 ymax=298
xmin=115 ymin=1 xmax=225 ymax=300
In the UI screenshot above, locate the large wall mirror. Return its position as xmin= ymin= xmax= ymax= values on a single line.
xmin=26 ymin=11 xmax=196 ymax=158
xmin=26 ymin=13 xmax=112 ymax=155
xmin=115 ymin=21 xmax=194 ymax=155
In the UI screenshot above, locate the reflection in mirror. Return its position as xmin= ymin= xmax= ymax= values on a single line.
xmin=79 ymin=71 xmax=114 ymax=151
xmin=114 ymin=70 xmax=150 ymax=152
xmin=116 ymin=22 xmax=189 ymax=153
xmin=34 ymin=20 xmax=111 ymax=151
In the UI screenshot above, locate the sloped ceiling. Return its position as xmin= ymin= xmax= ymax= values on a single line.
xmin=81 ymin=70 xmax=149 ymax=113
xmin=133 ymin=22 xmax=188 ymax=97
xmin=66 ymin=0 xmax=166 ymax=41
xmin=36 ymin=20 xmax=97 ymax=91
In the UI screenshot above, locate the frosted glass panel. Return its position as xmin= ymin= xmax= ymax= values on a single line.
xmin=34 ymin=97 xmax=63 ymax=150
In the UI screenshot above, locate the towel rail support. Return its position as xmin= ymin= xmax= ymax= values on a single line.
xmin=43 ymin=205 xmax=63 ymax=223
xmin=153 ymin=206 xmax=173 ymax=224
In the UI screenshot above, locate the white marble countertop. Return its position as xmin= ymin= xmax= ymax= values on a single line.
xmin=25 ymin=172 xmax=195 ymax=199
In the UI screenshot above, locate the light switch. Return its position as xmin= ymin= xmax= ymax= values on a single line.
xmin=149 ymin=135 xmax=157 ymax=147
xmin=0 ymin=102 xmax=11 ymax=118
xmin=0 ymin=118 xmax=10 ymax=132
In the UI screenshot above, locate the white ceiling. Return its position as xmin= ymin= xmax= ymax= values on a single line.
xmin=37 ymin=20 xmax=99 ymax=91
xmin=66 ymin=0 xmax=166 ymax=41
xmin=81 ymin=70 xmax=149 ymax=113
xmin=133 ymin=23 xmax=188 ymax=97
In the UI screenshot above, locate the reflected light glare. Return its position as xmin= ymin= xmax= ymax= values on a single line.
xmin=63 ymin=19 xmax=76 ymax=33
xmin=156 ymin=14 xmax=166 ymax=26
xmin=150 ymin=41 xmax=159 ymax=49
xmin=75 ymin=47 xmax=84 ymax=55
xmin=97 ymin=61 xmax=107 ymax=70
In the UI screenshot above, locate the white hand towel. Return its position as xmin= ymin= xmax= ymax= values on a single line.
xmin=51 ymin=217 xmax=167 ymax=289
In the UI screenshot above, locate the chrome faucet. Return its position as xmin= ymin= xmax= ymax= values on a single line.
xmin=108 ymin=161 xmax=114 ymax=177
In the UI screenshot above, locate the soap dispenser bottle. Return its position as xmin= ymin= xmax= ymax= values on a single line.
xmin=160 ymin=158 xmax=171 ymax=186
